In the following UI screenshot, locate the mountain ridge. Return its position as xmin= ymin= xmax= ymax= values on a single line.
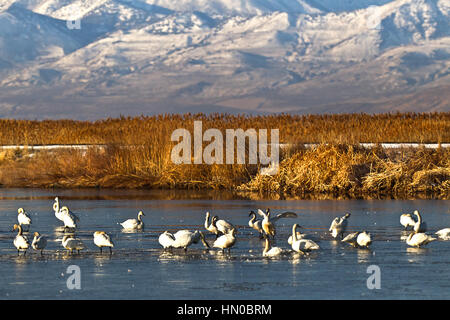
xmin=0 ymin=0 xmax=448 ymax=119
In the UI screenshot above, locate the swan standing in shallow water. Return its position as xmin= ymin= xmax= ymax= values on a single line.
xmin=342 ymin=231 xmax=372 ymax=248
xmin=256 ymin=208 xmax=298 ymax=239
xmin=400 ymin=213 xmax=416 ymax=230
xmin=93 ymin=231 xmax=114 ymax=254
xmin=406 ymin=232 xmax=436 ymax=248
xmin=17 ymin=208 xmax=32 ymax=231
xmin=171 ymin=230 xmax=210 ymax=251
xmin=290 ymin=224 xmax=320 ymax=253
xmin=60 ymin=206 xmax=77 ymax=230
xmin=248 ymin=211 xmax=264 ymax=238
xmin=262 ymin=236 xmax=284 ymax=257
xmin=54 ymin=197 xmax=80 ymax=223
xmin=32 ymin=232 xmax=47 ymax=255
xmin=62 ymin=235 xmax=85 ymax=254
xmin=412 ymin=210 xmax=427 ymax=233
xmin=329 ymin=213 xmax=351 ymax=239
xmin=120 ymin=211 xmax=145 ymax=230
xmin=13 ymin=224 xmax=29 ymax=256
xmin=435 ymin=228 xmax=450 ymax=240
xmin=204 ymin=212 xmax=218 ymax=236
xmin=213 ymin=228 xmax=237 ymax=253
xmin=158 ymin=231 xmax=176 ymax=249
xmin=204 ymin=212 xmax=234 ymax=238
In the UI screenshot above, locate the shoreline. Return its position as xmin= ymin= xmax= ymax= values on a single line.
xmin=0 ymin=144 xmax=447 ymax=200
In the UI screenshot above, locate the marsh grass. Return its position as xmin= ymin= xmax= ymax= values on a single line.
xmin=0 ymin=113 xmax=448 ymax=198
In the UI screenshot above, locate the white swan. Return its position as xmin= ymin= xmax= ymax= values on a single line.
xmin=342 ymin=231 xmax=372 ymax=248
xmin=62 ymin=235 xmax=85 ymax=254
xmin=248 ymin=211 xmax=264 ymax=238
xmin=256 ymin=208 xmax=298 ymax=238
xmin=120 ymin=211 xmax=145 ymax=230
xmin=32 ymin=232 xmax=47 ymax=255
xmin=171 ymin=230 xmax=210 ymax=251
xmin=17 ymin=208 xmax=32 ymax=230
xmin=54 ymin=197 xmax=80 ymax=223
xmin=93 ymin=231 xmax=114 ymax=254
xmin=53 ymin=197 xmax=64 ymax=222
xmin=158 ymin=231 xmax=176 ymax=249
xmin=13 ymin=224 xmax=29 ymax=256
xmin=204 ymin=212 xmax=220 ymax=237
xmin=435 ymin=228 xmax=450 ymax=240
xmin=406 ymin=232 xmax=436 ymax=248
xmin=400 ymin=213 xmax=416 ymax=230
xmin=213 ymin=228 xmax=237 ymax=253
xmin=342 ymin=232 xmax=359 ymax=247
xmin=357 ymin=231 xmax=372 ymax=248
xmin=329 ymin=213 xmax=351 ymax=239
xmin=263 ymin=237 xmax=284 ymax=257
xmin=290 ymin=224 xmax=320 ymax=253
xmin=211 ymin=215 xmax=234 ymax=236
xmin=412 ymin=210 xmax=427 ymax=233
xmin=60 ymin=206 xmax=77 ymax=230
xmin=287 ymin=231 xmax=307 ymax=245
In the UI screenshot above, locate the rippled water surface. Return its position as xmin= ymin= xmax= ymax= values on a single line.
xmin=0 ymin=189 xmax=449 ymax=299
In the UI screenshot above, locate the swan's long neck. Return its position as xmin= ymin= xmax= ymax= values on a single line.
xmin=199 ymin=232 xmax=210 ymax=248
xmin=54 ymin=198 xmax=60 ymax=213
xmin=17 ymin=225 xmax=23 ymax=236
xmin=415 ymin=211 xmax=422 ymax=224
xmin=292 ymin=225 xmax=298 ymax=242
xmin=249 ymin=214 xmax=255 ymax=225
xmin=205 ymin=213 xmax=210 ymax=229
xmin=264 ymin=238 xmax=270 ymax=253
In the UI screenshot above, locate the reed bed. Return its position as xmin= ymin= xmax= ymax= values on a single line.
xmin=0 ymin=112 xmax=448 ymax=145
xmin=0 ymin=112 xmax=448 ymax=199
xmin=238 ymin=144 xmax=450 ymax=199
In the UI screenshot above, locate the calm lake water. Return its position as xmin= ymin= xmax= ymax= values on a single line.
xmin=0 ymin=189 xmax=449 ymax=300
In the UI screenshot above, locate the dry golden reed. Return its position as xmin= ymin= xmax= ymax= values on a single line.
xmin=0 ymin=112 xmax=448 ymax=198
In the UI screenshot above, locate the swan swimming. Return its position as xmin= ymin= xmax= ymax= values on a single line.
xmin=329 ymin=213 xmax=351 ymax=239
xmin=17 ymin=208 xmax=32 ymax=230
xmin=120 ymin=211 xmax=145 ymax=230
xmin=213 ymin=228 xmax=237 ymax=253
xmin=435 ymin=228 xmax=450 ymax=240
xmin=93 ymin=231 xmax=114 ymax=254
xmin=32 ymin=232 xmax=47 ymax=255
xmin=290 ymin=224 xmax=320 ymax=254
xmin=13 ymin=224 xmax=29 ymax=256
xmin=262 ymin=236 xmax=284 ymax=257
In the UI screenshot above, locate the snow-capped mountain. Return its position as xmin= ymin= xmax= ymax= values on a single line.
xmin=0 ymin=0 xmax=448 ymax=119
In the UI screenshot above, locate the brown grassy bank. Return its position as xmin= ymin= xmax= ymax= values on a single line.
xmin=0 ymin=113 xmax=448 ymax=199
xmin=238 ymin=144 xmax=450 ymax=199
